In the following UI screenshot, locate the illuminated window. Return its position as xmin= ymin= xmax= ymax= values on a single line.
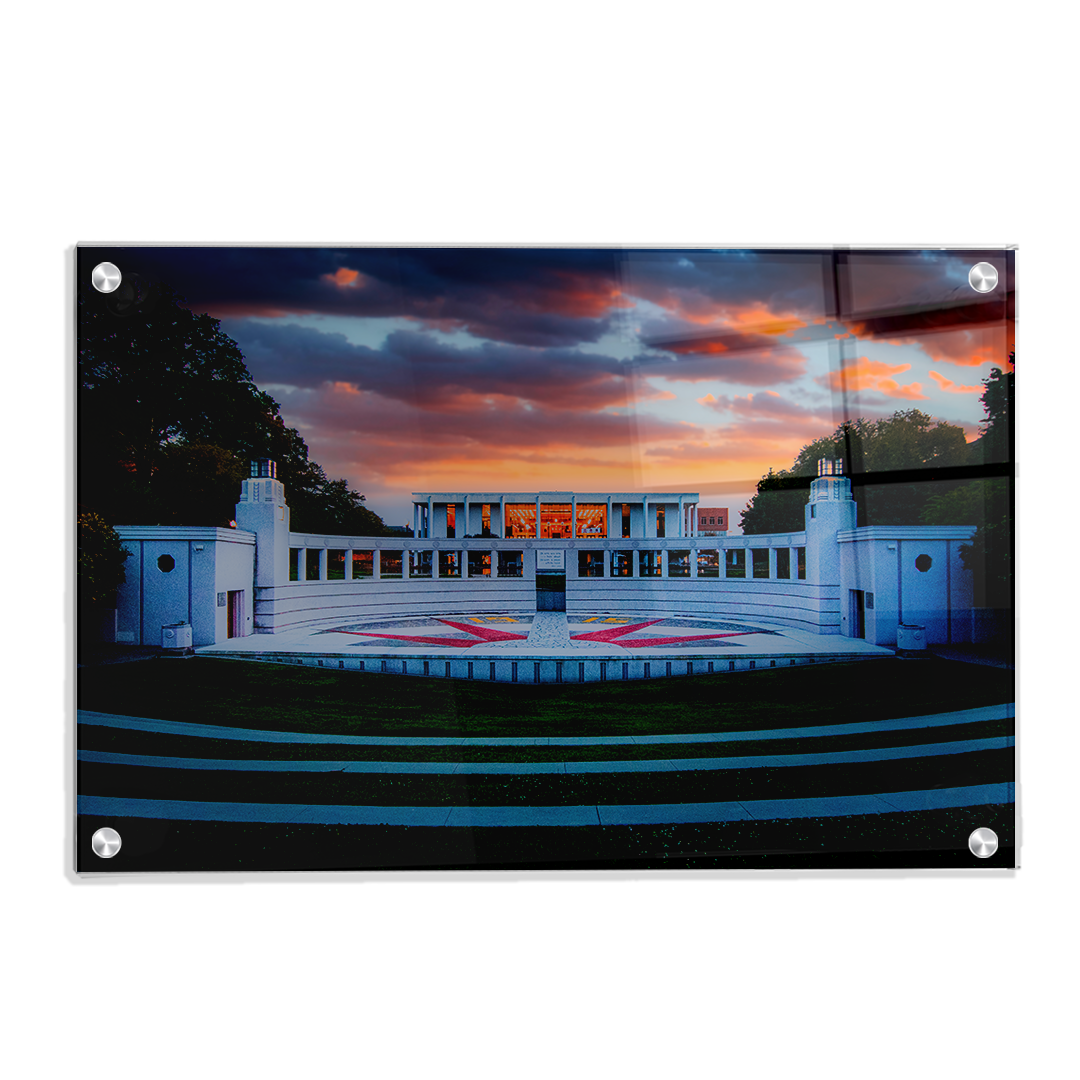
xmin=439 ymin=551 xmax=461 ymax=578
xmin=352 ymin=550 xmax=373 ymax=578
xmin=622 ymin=504 xmax=631 ymax=538
xmin=446 ymin=504 xmax=456 ymax=538
xmin=504 ymin=504 xmax=535 ymax=538
xmin=481 ymin=503 xmax=491 ymax=537
xmin=697 ymin=550 xmax=719 ymax=578
xmin=467 ymin=551 xmax=491 ymax=577
xmin=656 ymin=507 xmax=666 ymax=538
xmin=611 ymin=550 xmax=633 ymax=577
xmin=539 ymin=503 xmax=571 ymax=539
xmin=575 ymin=503 xmax=607 ymax=538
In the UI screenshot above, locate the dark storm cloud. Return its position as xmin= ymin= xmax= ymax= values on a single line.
xmin=634 ymin=331 xmax=810 ymax=385
xmin=87 ymin=246 xmax=627 ymax=348
xmin=225 ymin=319 xmax=637 ymax=412
xmin=620 ymin=249 xmax=829 ymax=321
xmin=294 ymin=381 xmax=698 ymax=459
xmin=81 ymin=246 xmax=1006 ymax=362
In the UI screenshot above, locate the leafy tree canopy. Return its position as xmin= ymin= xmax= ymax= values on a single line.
xmin=78 ymin=510 xmax=131 ymax=607
xmin=740 ymin=410 xmax=970 ymax=534
xmin=79 ymin=286 xmax=385 ymax=535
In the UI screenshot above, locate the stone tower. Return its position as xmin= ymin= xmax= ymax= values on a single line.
xmin=235 ymin=459 xmax=290 ymax=590
xmin=804 ymin=458 xmax=857 ymax=587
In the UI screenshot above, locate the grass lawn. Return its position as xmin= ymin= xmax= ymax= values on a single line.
xmin=78 ymin=653 xmax=1014 ymax=738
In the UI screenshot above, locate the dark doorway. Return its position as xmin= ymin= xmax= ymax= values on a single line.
xmin=227 ymin=590 xmax=244 ymax=638
xmin=536 ymin=574 xmax=566 ymax=611
xmin=850 ymin=589 xmax=865 ymax=639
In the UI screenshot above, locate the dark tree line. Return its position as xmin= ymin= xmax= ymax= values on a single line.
xmin=740 ymin=356 xmax=1014 ymax=612
xmin=739 ymin=409 xmax=973 ymax=534
xmin=78 ymin=284 xmax=386 ymax=536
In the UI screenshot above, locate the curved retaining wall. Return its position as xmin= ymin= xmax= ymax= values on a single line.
xmin=251 ymin=576 xmax=840 ymax=635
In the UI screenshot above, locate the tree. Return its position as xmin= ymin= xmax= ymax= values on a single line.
xmin=79 ymin=285 xmax=386 ymax=535
xmin=78 ymin=510 xmax=131 ymax=608
xmin=956 ymin=354 xmax=1014 ymax=613
xmin=968 ymin=357 xmax=1014 ymax=466
xmin=740 ymin=410 xmax=970 ymax=534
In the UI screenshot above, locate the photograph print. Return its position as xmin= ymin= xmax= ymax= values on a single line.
xmin=76 ymin=245 xmax=1015 ymax=872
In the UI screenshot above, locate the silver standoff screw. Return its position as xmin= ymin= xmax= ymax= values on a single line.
xmin=91 ymin=262 xmax=122 ymax=293
xmin=91 ymin=827 xmax=123 ymax=858
xmin=968 ymin=262 xmax=998 ymax=293
xmin=968 ymin=827 xmax=999 ymax=859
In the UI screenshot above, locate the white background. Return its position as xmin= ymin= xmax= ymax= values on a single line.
xmin=3 ymin=3 xmax=1074 ymax=1077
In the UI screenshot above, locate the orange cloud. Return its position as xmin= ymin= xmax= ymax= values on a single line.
xmin=851 ymin=325 xmax=1011 ymax=369
xmin=929 ymin=371 xmax=982 ymax=394
xmin=669 ymin=299 xmax=808 ymax=334
xmin=820 ymin=357 xmax=928 ymax=400
xmin=322 ymin=267 xmax=365 ymax=288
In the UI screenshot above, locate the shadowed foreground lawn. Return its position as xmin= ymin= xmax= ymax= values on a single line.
xmin=78 ymin=654 xmax=1014 ymax=738
xmin=76 ymin=804 xmax=1015 ymax=872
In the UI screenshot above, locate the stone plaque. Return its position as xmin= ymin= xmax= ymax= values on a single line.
xmin=535 ymin=549 xmax=565 ymax=571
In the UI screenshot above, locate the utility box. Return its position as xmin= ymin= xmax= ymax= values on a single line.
xmin=162 ymin=622 xmax=193 ymax=650
xmin=896 ymin=623 xmax=926 ymax=652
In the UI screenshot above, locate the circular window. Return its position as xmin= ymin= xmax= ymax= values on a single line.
xmin=157 ymin=554 xmax=175 ymax=573
xmin=915 ymin=554 xmax=932 ymax=573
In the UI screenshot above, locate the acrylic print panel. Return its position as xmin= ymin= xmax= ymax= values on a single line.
xmin=75 ymin=246 xmax=1016 ymax=872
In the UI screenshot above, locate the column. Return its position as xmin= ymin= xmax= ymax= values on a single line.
xmin=402 ymin=549 xmax=410 ymax=579
xmin=491 ymin=547 xmax=498 ymax=579
xmin=373 ymin=549 xmax=381 ymax=580
xmin=427 ymin=496 xmax=433 ymax=539
xmin=607 ymin=496 xmax=613 ymax=538
xmin=769 ymin=547 xmax=778 ymax=579
xmin=642 ymin=496 xmax=650 ymax=538
xmin=690 ymin=545 xmax=698 ymax=578
xmin=570 ymin=494 xmax=577 ymax=540
xmin=790 ymin=546 xmax=800 ymax=581
xmin=463 ymin=495 xmax=469 ymax=538
xmin=719 ymin=545 xmax=727 ymax=579
xmin=345 ymin=547 xmax=353 ymax=582
xmin=535 ymin=495 xmax=541 ymax=538
xmin=677 ymin=496 xmax=684 ymax=538
xmin=298 ymin=547 xmax=308 ymax=581
xmin=498 ymin=496 xmax=505 ymax=538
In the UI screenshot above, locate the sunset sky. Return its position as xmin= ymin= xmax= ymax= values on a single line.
xmin=93 ymin=247 xmax=1012 ymax=532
